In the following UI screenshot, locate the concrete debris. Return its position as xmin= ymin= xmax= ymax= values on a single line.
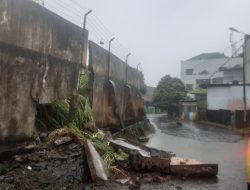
xmin=39 ymin=132 xmax=48 ymax=140
xmin=115 ymin=178 xmax=131 ymax=185
xmin=83 ymin=140 xmax=109 ymax=182
xmin=110 ymin=139 xmax=150 ymax=157
xmin=54 ymin=136 xmax=72 ymax=146
xmin=127 ymin=140 xmax=175 ymax=158
xmin=152 ymin=175 xmax=169 ymax=183
xmin=110 ymin=139 xmax=171 ymax=173
xmin=130 ymin=150 xmax=171 ymax=173
xmin=110 ymin=139 xmax=218 ymax=177
xmin=170 ymin=157 xmax=218 ymax=177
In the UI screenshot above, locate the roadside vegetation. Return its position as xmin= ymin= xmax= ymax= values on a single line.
xmin=153 ymin=74 xmax=187 ymax=117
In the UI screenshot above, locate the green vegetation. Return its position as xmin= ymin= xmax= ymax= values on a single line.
xmin=115 ymin=120 xmax=155 ymax=142
xmin=36 ymin=71 xmax=94 ymax=131
xmin=190 ymin=89 xmax=207 ymax=95
xmin=153 ymin=75 xmax=187 ymax=117
xmin=35 ymin=71 xmax=127 ymax=166
xmin=197 ymin=100 xmax=207 ymax=112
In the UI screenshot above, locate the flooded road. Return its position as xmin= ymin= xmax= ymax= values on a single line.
xmin=146 ymin=114 xmax=248 ymax=190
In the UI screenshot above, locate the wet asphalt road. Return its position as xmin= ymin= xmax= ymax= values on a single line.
xmin=146 ymin=114 xmax=248 ymax=190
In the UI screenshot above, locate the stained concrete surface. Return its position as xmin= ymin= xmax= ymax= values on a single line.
xmin=146 ymin=114 xmax=248 ymax=190
xmin=0 ymin=0 xmax=88 ymax=144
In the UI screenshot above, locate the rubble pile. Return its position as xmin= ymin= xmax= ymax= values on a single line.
xmin=0 ymin=123 xmax=218 ymax=190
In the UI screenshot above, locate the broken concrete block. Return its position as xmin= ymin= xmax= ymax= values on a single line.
xmin=127 ymin=140 xmax=175 ymax=158
xmin=110 ymin=139 xmax=150 ymax=157
xmin=130 ymin=150 xmax=170 ymax=173
xmin=115 ymin=178 xmax=131 ymax=185
xmin=110 ymin=139 xmax=171 ymax=173
xmin=170 ymin=157 xmax=218 ymax=177
xmin=54 ymin=136 xmax=72 ymax=146
xmin=83 ymin=140 xmax=109 ymax=182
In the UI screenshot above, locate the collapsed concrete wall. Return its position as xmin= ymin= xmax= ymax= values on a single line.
xmin=0 ymin=0 xmax=88 ymax=144
xmin=88 ymin=41 xmax=144 ymax=129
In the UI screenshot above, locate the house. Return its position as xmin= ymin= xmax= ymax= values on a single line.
xmin=206 ymin=84 xmax=250 ymax=128
xmin=181 ymin=53 xmax=243 ymax=91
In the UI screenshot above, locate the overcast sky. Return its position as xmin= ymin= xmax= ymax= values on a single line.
xmin=46 ymin=0 xmax=250 ymax=87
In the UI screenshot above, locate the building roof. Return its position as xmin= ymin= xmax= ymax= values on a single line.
xmin=188 ymin=52 xmax=228 ymax=61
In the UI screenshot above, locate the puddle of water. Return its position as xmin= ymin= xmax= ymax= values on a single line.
xmin=146 ymin=114 xmax=248 ymax=190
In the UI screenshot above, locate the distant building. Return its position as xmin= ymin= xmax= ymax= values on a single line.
xmin=180 ymin=52 xmax=243 ymax=91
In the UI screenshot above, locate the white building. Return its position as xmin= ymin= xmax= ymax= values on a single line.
xmin=180 ymin=53 xmax=243 ymax=91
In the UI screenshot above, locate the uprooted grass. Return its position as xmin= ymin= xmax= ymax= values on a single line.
xmin=36 ymin=95 xmax=94 ymax=131
xmin=36 ymin=70 xmax=94 ymax=130
xmin=43 ymin=125 xmax=128 ymax=167
xmin=36 ymin=72 xmax=128 ymax=166
xmin=115 ymin=119 xmax=155 ymax=142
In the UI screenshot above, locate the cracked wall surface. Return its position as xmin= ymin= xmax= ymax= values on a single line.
xmin=88 ymin=41 xmax=144 ymax=130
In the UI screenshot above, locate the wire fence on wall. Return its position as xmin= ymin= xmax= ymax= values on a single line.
xmin=32 ymin=0 xmax=142 ymax=70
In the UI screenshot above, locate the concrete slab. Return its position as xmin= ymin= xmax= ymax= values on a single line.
xmin=130 ymin=151 xmax=171 ymax=173
xmin=110 ymin=139 xmax=150 ymax=157
xmin=83 ymin=140 xmax=109 ymax=182
xmin=110 ymin=139 xmax=170 ymax=173
xmin=170 ymin=157 xmax=218 ymax=177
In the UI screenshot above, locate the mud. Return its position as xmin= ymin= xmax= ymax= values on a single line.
xmin=0 ymin=143 xmax=89 ymax=190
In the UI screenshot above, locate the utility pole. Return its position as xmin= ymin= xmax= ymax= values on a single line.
xmin=243 ymin=38 xmax=247 ymax=127
xmin=125 ymin=53 xmax=131 ymax=83
xmin=83 ymin=10 xmax=92 ymax=29
xmin=230 ymin=27 xmax=250 ymax=127
xmin=137 ymin=63 xmax=141 ymax=91
xmin=108 ymin=38 xmax=115 ymax=79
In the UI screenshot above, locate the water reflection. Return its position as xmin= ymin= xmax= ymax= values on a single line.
xmin=146 ymin=114 xmax=248 ymax=190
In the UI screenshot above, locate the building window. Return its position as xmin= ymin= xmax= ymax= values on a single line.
xmin=185 ymin=84 xmax=193 ymax=91
xmin=212 ymin=77 xmax=223 ymax=84
xmin=186 ymin=69 xmax=193 ymax=75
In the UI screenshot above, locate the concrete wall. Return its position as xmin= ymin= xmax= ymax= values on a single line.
xmin=207 ymin=85 xmax=250 ymax=110
xmin=88 ymin=41 xmax=144 ymax=129
xmin=0 ymin=0 xmax=88 ymax=144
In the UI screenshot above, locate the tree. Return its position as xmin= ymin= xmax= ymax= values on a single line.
xmin=153 ymin=75 xmax=187 ymax=117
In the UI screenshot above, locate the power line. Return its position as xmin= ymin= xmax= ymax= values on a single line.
xmin=209 ymin=43 xmax=244 ymax=80
xmin=45 ymin=0 xmax=142 ymax=66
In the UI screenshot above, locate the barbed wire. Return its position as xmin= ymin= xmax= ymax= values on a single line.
xmin=40 ymin=0 xmax=141 ymax=67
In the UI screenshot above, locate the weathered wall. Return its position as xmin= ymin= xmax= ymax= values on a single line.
xmin=0 ymin=0 xmax=88 ymax=144
xmin=207 ymin=85 xmax=250 ymax=110
xmin=88 ymin=41 xmax=144 ymax=129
